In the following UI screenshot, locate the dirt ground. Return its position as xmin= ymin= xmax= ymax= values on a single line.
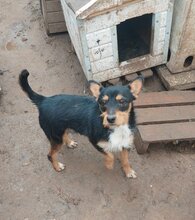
xmin=0 ymin=0 xmax=195 ymax=219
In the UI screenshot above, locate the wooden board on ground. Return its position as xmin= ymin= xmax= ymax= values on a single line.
xmin=134 ymin=91 xmax=195 ymax=153
xmin=107 ymin=68 xmax=154 ymax=85
xmin=156 ymin=65 xmax=195 ymax=90
xmin=40 ymin=0 xmax=67 ymax=35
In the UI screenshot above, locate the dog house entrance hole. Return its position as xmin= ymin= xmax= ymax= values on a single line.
xmin=117 ymin=14 xmax=153 ymax=62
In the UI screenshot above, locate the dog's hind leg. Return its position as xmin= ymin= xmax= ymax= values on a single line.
xmin=63 ymin=130 xmax=78 ymax=149
xmin=47 ymin=142 xmax=65 ymax=172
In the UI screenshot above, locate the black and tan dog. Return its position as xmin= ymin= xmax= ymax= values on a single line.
xmin=19 ymin=70 xmax=143 ymax=178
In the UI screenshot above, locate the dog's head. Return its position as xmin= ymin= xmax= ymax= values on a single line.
xmin=89 ymin=77 xmax=143 ymax=128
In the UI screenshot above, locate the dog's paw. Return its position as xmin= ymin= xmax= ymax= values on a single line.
xmin=126 ymin=169 xmax=137 ymax=178
xmin=67 ymin=140 xmax=78 ymax=149
xmin=105 ymin=162 xmax=114 ymax=170
xmin=55 ymin=162 xmax=65 ymax=172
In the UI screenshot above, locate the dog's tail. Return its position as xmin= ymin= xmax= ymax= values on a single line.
xmin=19 ymin=69 xmax=45 ymax=106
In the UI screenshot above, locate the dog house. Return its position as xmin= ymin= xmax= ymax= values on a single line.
xmin=60 ymin=0 xmax=174 ymax=82
xmin=167 ymin=0 xmax=195 ymax=73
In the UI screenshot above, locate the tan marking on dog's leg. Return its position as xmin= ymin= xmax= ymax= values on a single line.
xmin=104 ymin=152 xmax=114 ymax=170
xmin=120 ymin=149 xmax=136 ymax=178
xmin=48 ymin=144 xmax=65 ymax=172
xmin=63 ymin=131 xmax=78 ymax=148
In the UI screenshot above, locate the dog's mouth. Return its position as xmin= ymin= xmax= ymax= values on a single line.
xmin=107 ymin=124 xmax=117 ymax=130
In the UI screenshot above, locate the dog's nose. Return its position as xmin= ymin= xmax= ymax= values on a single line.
xmin=107 ymin=115 xmax=116 ymax=124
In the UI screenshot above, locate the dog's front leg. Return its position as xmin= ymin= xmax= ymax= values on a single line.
xmin=104 ymin=152 xmax=114 ymax=169
xmin=120 ymin=149 xmax=136 ymax=178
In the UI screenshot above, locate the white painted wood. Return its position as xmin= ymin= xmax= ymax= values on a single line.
xmin=89 ymin=43 xmax=113 ymax=61
xmin=75 ymin=0 xmax=97 ymax=17
xmin=85 ymin=0 xmax=169 ymax=33
xmin=91 ymin=56 xmax=115 ymax=73
xmin=93 ymin=54 xmax=164 ymax=82
xmin=151 ymin=12 xmax=161 ymax=56
xmin=151 ymin=10 xmax=171 ymax=56
xmin=77 ymin=0 xmax=168 ymax=19
xmin=86 ymin=28 xmax=112 ymax=48
xmin=61 ymin=0 xmax=84 ymax=65
xmin=162 ymin=1 xmax=174 ymax=62
xmin=157 ymin=41 xmax=165 ymax=55
xmin=159 ymin=27 xmax=166 ymax=42
xmin=160 ymin=11 xmax=167 ymax=27
xmin=78 ymin=19 xmax=93 ymax=79
xmin=110 ymin=25 xmax=119 ymax=68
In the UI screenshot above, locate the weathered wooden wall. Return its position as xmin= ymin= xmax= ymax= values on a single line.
xmin=41 ymin=0 xmax=67 ymax=34
xmin=60 ymin=0 xmax=93 ymax=79
xmin=167 ymin=0 xmax=195 ymax=73
xmin=84 ymin=0 xmax=173 ymax=81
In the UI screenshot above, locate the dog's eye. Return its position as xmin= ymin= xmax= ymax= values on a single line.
xmin=100 ymin=99 xmax=107 ymax=106
xmin=118 ymin=99 xmax=126 ymax=104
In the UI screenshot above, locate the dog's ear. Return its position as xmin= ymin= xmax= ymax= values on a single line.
xmin=129 ymin=76 xmax=144 ymax=98
xmin=88 ymin=80 xmax=102 ymax=99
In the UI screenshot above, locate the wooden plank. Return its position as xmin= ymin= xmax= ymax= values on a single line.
xmin=156 ymin=65 xmax=195 ymax=90
xmin=162 ymin=2 xmax=173 ymax=62
xmin=65 ymin=0 xmax=90 ymax=13
xmin=41 ymin=0 xmax=66 ymax=34
xmin=138 ymin=122 xmax=195 ymax=143
xmin=86 ymin=28 xmax=112 ymax=48
xmin=41 ymin=0 xmax=50 ymax=33
xmin=92 ymin=54 xmax=164 ymax=82
xmin=77 ymin=0 xmax=169 ymax=20
xmin=48 ymin=22 xmax=67 ymax=33
xmin=91 ymin=56 xmax=115 ymax=74
xmin=85 ymin=0 xmax=169 ymax=33
xmin=47 ymin=11 xmax=65 ymax=23
xmin=46 ymin=0 xmax=62 ymax=12
xmin=136 ymin=105 xmax=195 ymax=125
xmin=134 ymin=91 xmax=195 ymax=108
xmin=167 ymin=0 xmax=195 ymax=73
xmin=151 ymin=12 xmax=162 ymax=56
xmin=89 ymin=43 xmax=113 ymax=62
xmin=139 ymin=69 xmax=153 ymax=78
xmin=125 ymin=73 xmax=138 ymax=82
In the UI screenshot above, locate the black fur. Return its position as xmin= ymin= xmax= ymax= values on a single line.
xmin=19 ymin=70 xmax=137 ymax=154
xmin=19 ymin=70 xmax=44 ymax=106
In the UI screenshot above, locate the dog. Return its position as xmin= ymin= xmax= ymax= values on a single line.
xmin=19 ymin=69 xmax=143 ymax=178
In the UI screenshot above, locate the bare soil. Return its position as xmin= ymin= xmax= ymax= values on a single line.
xmin=0 ymin=1 xmax=195 ymax=219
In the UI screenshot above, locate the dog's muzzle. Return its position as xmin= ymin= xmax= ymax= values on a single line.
xmin=107 ymin=115 xmax=116 ymax=124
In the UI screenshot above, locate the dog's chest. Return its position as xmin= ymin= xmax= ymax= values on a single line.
xmin=99 ymin=125 xmax=134 ymax=152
